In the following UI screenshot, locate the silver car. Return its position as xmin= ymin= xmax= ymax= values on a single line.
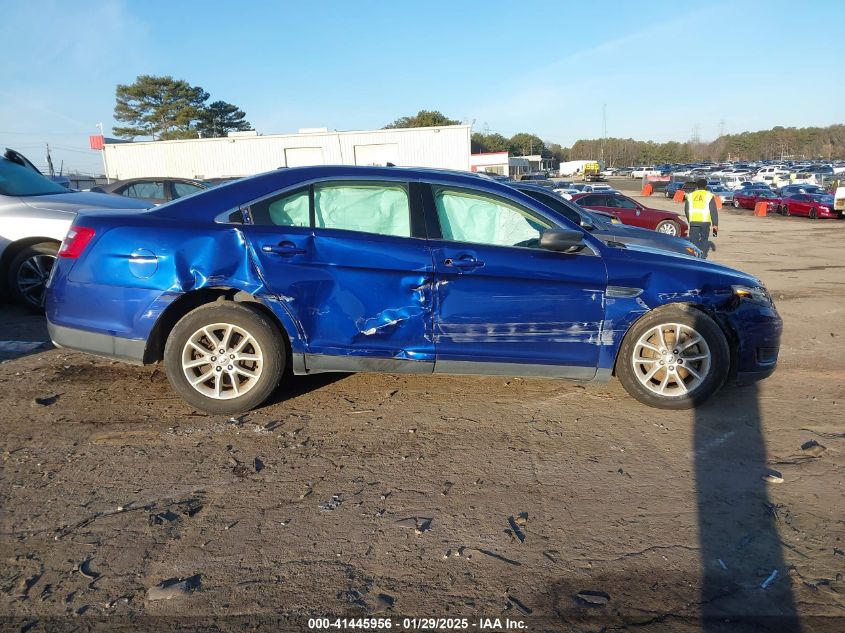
xmin=0 ymin=149 xmax=150 ymax=310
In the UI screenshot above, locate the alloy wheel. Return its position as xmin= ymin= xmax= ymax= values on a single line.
xmin=181 ymin=322 xmax=264 ymax=400
xmin=16 ymin=254 xmax=55 ymax=308
xmin=631 ymin=323 xmax=711 ymax=397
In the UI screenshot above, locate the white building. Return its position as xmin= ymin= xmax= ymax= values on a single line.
xmin=101 ymin=125 xmax=471 ymax=180
xmin=470 ymin=152 xmax=530 ymax=178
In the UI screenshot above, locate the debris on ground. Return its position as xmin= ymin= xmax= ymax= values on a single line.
xmin=77 ymin=559 xmax=99 ymax=580
xmin=505 ymin=595 xmax=532 ymax=615
xmin=800 ymin=439 xmax=826 ymax=457
xmin=146 ymin=575 xmax=201 ymax=601
xmin=319 ymin=494 xmax=343 ymax=512
xmin=253 ymin=457 xmax=265 ymax=472
xmin=762 ymin=470 xmax=784 ymax=484
xmin=33 ymin=394 xmax=59 ymax=406
xmin=395 ymin=517 xmax=433 ymax=534
xmin=507 ymin=514 xmax=526 ymax=543
xmin=761 ymin=569 xmax=779 ymax=589
xmin=574 ymin=590 xmax=610 ymax=607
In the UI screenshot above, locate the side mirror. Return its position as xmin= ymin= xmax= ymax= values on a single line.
xmin=539 ymin=228 xmax=586 ymax=253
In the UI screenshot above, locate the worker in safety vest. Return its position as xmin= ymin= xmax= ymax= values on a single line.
xmin=684 ymin=178 xmax=719 ymax=258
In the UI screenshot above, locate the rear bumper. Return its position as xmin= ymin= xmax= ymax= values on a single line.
xmin=47 ymin=321 xmax=146 ymax=365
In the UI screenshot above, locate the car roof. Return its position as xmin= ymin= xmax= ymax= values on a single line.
xmin=149 ymin=165 xmax=563 ymax=221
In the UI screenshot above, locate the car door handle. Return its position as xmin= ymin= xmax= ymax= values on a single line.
xmin=262 ymin=241 xmax=306 ymax=256
xmin=444 ymin=257 xmax=484 ymax=270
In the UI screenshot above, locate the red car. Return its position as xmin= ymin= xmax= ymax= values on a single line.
xmin=779 ymin=193 xmax=839 ymax=219
xmin=570 ymin=192 xmax=688 ymax=237
xmin=732 ymin=189 xmax=781 ymax=210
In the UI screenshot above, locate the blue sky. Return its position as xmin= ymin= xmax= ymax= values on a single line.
xmin=1 ymin=0 xmax=843 ymax=174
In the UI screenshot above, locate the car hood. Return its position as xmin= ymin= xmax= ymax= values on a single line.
xmin=604 ymin=242 xmax=761 ymax=294
xmin=21 ymin=191 xmax=151 ymax=213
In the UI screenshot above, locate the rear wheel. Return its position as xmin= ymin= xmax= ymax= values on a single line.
xmin=164 ymin=303 xmax=285 ymax=414
xmin=7 ymin=242 xmax=58 ymax=312
xmin=655 ymin=220 xmax=679 ymax=236
xmin=616 ymin=306 xmax=730 ymax=409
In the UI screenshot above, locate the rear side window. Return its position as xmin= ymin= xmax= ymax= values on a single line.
xmin=172 ymin=181 xmax=204 ymax=199
xmin=314 ymin=182 xmax=410 ymax=238
xmin=121 ymin=181 xmax=165 ymax=199
xmin=432 ymin=186 xmax=552 ymax=249
xmin=250 ymin=187 xmax=310 ymax=227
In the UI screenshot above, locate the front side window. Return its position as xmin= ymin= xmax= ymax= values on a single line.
xmin=314 ymin=182 xmax=410 ymax=238
xmin=433 ymin=186 xmax=552 ymax=249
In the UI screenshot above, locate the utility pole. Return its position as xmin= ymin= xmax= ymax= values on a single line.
xmin=96 ymin=122 xmax=110 ymax=184
xmin=601 ymin=103 xmax=607 ymax=166
xmin=718 ymin=119 xmax=726 ymax=138
xmin=45 ymin=143 xmax=55 ymax=178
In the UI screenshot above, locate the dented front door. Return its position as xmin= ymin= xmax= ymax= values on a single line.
xmin=425 ymin=183 xmax=608 ymax=378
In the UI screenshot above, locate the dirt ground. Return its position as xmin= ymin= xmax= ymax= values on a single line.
xmin=1 ymin=187 xmax=843 ymax=632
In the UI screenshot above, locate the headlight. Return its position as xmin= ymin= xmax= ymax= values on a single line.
xmin=732 ymin=284 xmax=772 ymax=305
xmin=685 ymin=246 xmax=703 ymax=258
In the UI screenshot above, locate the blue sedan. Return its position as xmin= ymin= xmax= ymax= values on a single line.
xmin=45 ymin=166 xmax=782 ymax=413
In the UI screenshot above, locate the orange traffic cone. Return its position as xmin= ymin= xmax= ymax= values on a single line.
xmin=672 ymin=189 xmax=685 ymax=203
xmin=753 ymin=201 xmax=768 ymax=217
xmin=715 ymin=196 xmax=723 ymax=210
xmin=641 ymin=183 xmax=653 ymax=196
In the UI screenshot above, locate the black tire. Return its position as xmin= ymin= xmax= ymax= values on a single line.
xmin=164 ymin=302 xmax=285 ymax=414
xmin=809 ymin=208 xmax=818 ymax=219
xmin=733 ymin=199 xmax=740 ymax=208
xmin=655 ymin=220 xmax=679 ymax=236
xmin=615 ymin=306 xmax=730 ymax=409
xmin=6 ymin=241 xmax=59 ymax=312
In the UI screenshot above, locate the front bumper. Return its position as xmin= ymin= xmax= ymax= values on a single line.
xmin=47 ymin=321 xmax=146 ymax=365
xmin=722 ymin=301 xmax=782 ymax=379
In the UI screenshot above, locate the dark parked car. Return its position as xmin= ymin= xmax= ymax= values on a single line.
xmin=91 ymin=178 xmax=210 ymax=205
xmin=777 ymin=184 xmax=827 ymax=198
xmin=46 ymin=165 xmax=781 ymax=413
xmin=665 ymin=181 xmax=693 ymax=198
xmin=571 ymin=192 xmax=689 ymax=236
xmin=512 ymin=183 xmax=702 ymax=258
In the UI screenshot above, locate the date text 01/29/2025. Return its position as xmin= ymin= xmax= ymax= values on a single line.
xmin=307 ymin=617 xmax=527 ymax=630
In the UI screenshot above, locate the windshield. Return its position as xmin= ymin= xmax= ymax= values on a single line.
xmin=0 ymin=157 xmax=68 ymax=196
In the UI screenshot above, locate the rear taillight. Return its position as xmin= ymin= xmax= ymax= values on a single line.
xmin=58 ymin=226 xmax=96 ymax=258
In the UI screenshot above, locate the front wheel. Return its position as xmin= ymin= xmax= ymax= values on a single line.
xmin=809 ymin=208 xmax=818 ymax=219
xmin=655 ymin=220 xmax=679 ymax=236
xmin=164 ymin=302 xmax=285 ymax=414
xmin=7 ymin=242 xmax=58 ymax=312
xmin=733 ymin=199 xmax=740 ymax=208
xmin=616 ymin=307 xmax=730 ymax=409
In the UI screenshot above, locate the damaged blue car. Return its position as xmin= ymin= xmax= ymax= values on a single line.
xmin=45 ymin=166 xmax=781 ymax=413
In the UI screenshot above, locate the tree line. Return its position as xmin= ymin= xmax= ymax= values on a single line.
xmin=386 ymin=111 xmax=845 ymax=165
xmin=569 ymin=125 xmax=845 ymax=166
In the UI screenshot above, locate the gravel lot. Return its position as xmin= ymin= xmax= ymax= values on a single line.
xmin=1 ymin=189 xmax=843 ymax=632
